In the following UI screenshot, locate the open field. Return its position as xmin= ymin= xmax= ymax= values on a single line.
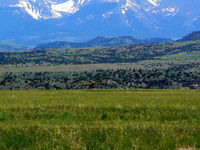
xmin=0 ymin=90 xmax=200 ymax=149
xmin=0 ymin=59 xmax=199 ymax=73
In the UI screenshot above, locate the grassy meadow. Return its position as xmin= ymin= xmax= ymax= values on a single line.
xmin=0 ymin=90 xmax=200 ymax=149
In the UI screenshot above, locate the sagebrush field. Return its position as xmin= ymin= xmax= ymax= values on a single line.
xmin=0 ymin=90 xmax=200 ymax=149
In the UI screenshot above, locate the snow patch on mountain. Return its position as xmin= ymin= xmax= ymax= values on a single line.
xmin=51 ymin=0 xmax=79 ymax=14
xmin=11 ymin=0 xmax=88 ymax=19
xmin=147 ymin=0 xmax=160 ymax=6
xmin=9 ymin=0 xmax=178 ymax=20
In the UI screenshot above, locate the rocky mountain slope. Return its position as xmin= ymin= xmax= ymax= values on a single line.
xmin=0 ymin=0 xmax=200 ymax=45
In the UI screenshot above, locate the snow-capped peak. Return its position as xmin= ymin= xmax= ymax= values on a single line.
xmin=11 ymin=0 xmax=89 ymax=20
xmin=7 ymin=0 xmax=196 ymax=21
xmin=9 ymin=0 xmax=167 ymax=20
xmin=1 ymin=0 xmax=200 ymax=45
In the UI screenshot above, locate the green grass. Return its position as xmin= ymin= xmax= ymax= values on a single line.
xmin=0 ymin=90 xmax=200 ymax=149
xmin=157 ymin=51 xmax=200 ymax=60
xmin=0 ymin=58 xmax=199 ymax=73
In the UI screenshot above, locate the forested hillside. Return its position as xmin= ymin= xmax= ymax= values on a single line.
xmin=0 ymin=41 xmax=199 ymax=65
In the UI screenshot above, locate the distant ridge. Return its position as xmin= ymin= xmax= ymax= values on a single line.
xmin=0 ymin=41 xmax=28 ymax=51
xmin=35 ymin=36 xmax=173 ymax=49
xmin=178 ymin=31 xmax=200 ymax=42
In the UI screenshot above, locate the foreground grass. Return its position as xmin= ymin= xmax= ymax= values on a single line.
xmin=0 ymin=90 xmax=200 ymax=149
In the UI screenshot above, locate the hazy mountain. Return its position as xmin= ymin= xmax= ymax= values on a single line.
xmin=178 ymin=31 xmax=200 ymax=42
xmin=1 ymin=0 xmax=200 ymax=45
xmin=143 ymin=38 xmax=173 ymax=44
xmin=0 ymin=41 xmax=28 ymax=51
xmin=35 ymin=36 xmax=173 ymax=49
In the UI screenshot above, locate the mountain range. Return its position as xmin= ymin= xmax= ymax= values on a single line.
xmin=1 ymin=30 xmax=200 ymax=51
xmin=1 ymin=0 xmax=200 ymax=45
xmin=35 ymin=36 xmax=173 ymax=49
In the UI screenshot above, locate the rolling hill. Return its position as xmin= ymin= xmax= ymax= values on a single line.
xmin=35 ymin=36 xmax=173 ymax=49
xmin=0 ymin=40 xmax=199 ymax=66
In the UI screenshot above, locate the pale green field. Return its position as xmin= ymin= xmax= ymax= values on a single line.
xmin=0 ymin=90 xmax=200 ymax=149
xmin=0 ymin=59 xmax=199 ymax=73
xmin=157 ymin=51 xmax=200 ymax=60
